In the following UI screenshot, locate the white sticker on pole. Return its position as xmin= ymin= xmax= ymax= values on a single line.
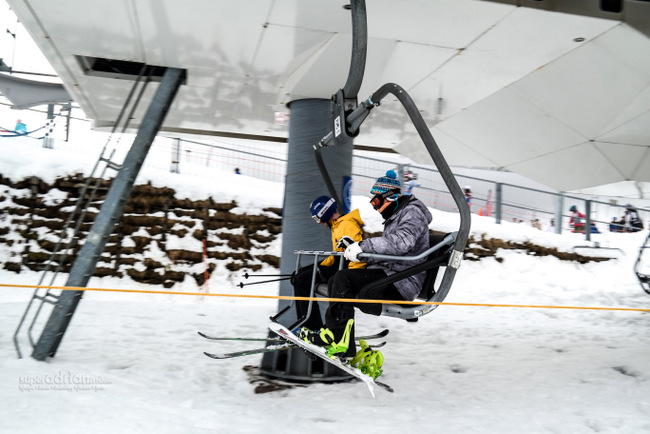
xmin=334 ymin=116 xmax=342 ymax=137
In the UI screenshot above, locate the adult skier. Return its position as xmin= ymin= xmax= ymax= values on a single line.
xmin=300 ymin=170 xmax=432 ymax=358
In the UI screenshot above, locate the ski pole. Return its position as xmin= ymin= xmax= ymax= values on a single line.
xmin=238 ymin=276 xmax=292 ymax=288
xmin=242 ymin=272 xmax=292 ymax=280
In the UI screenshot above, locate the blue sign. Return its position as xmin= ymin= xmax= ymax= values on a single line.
xmin=343 ymin=176 xmax=352 ymax=214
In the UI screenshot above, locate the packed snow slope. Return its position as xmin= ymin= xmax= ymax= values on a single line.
xmin=0 ymin=136 xmax=649 ymax=434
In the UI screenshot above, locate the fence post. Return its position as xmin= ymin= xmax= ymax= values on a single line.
xmin=42 ymin=105 xmax=56 ymax=149
xmin=555 ymin=193 xmax=564 ymax=234
xmin=585 ymin=200 xmax=592 ymax=241
xmin=396 ymin=163 xmax=405 ymax=183
xmin=495 ymin=182 xmax=502 ymax=224
xmin=170 ymin=138 xmax=180 ymax=173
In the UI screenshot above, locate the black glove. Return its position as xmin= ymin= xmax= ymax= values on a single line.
xmin=336 ymin=235 xmax=355 ymax=250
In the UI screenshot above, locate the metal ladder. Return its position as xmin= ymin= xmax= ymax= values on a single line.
xmin=13 ymin=67 xmax=153 ymax=358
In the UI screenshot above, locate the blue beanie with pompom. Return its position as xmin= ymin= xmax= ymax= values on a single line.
xmin=370 ymin=170 xmax=401 ymax=199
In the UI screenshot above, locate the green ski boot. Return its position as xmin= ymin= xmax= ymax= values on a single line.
xmin=300 ymin=319 xmax=354 ymax=358
xmin=348 ymin=339 xmax=384 ymax=380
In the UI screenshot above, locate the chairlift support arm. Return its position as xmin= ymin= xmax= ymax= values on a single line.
xmin=314 ymin=0 xmax=367 ymax=206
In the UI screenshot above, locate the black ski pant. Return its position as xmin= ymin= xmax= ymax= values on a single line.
xmin=325 ymin=268 xmax=404 ymax=333
xmin=292 ymin=264 xmax=338 ymax=330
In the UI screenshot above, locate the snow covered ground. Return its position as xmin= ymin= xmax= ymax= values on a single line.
xmin=0 ymin=136 xmax=649 ymax=433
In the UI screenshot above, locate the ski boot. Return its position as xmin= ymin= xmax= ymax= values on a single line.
xmin=348 ymin=339 xmax=384 ymax=380
xmin=299 ymin=319 xmax=354 ymax=358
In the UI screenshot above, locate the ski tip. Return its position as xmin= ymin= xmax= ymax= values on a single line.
xmin=375 ymin=380 xmax=394 ymax=393
xmin=203 ymin=351 xmax=221 ymax=359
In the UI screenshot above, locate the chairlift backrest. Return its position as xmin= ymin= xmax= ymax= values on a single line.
xmin=416 ymin=232 xmax=453 ymax=300
xmin=368 ymin=231 xmax=457 ymax=320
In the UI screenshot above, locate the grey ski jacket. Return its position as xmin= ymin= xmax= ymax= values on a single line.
xmin=360 ymin=195 xmax=432 ymax=300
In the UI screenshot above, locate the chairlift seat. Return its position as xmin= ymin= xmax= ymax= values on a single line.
xmin=309 ymin=231 xmax=459 ymax=321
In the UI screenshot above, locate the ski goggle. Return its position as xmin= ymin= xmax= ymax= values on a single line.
xmin=370 ymin=190 xmax=398 ymax=211
xmin=311 ymin=197 xmax=336 ymax=223
xmin=370 ymin=195 xmax=383 ymax=210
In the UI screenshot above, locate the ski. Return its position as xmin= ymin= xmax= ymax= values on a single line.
xmin=268 ymin=322 xmax=393 ymax=397
xmin=198 ymin=328 xmax=388 ymax=343
xmin=204 ymin=340 xmax=387 ymax=360
xmin=204 ymin=342 xmax=295 ymax=359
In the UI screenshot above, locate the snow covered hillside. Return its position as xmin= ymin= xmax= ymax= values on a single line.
xmin=0 ymin=136 xmax=649 ymax=433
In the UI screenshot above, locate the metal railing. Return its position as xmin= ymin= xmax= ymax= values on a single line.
xmin=2 ymin=133 xmax=647 ymax=238
xmin=157 ymin=137 xmax=648 ymax=239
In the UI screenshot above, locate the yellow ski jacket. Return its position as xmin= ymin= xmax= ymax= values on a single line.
xmin=321 ymin=208 xmax=366 ymax=269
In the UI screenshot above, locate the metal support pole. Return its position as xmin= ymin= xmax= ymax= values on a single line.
xmin=171 ymin=138 xmax=181 ymax=173
xmin=42 ymin=108 xmax=56 ymax=149
xmin=495 ymin=182 xmax=503 ymax=224
xmin=396 ymin=164 xmax=405 ymax=186
xmin=585 ymin=200 xmax=592 ymax=241
xmin=555 ymin=193 xmax=564 ymax=234
xmin=62 ymin=104 xmax=71 ymax=142
xmin=260 ymin=98 xmax=353 ymax=382
xmin=32 ymin=67 xmax=185 ymax=361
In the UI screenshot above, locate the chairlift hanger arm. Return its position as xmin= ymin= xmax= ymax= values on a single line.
xmin=322 ymin=82 xmax=471 ymax=256
xmin=363 ymin=83 xmax=471 ymax=253
xmin=313 ymin=95 xmax=378 ymax=151
xmin=314 ymin=0 xmax=367 ymax=205
xmin=342 ymin=0 xmax=367 ymax=100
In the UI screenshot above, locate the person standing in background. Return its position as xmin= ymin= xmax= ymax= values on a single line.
xmin=14 ymin=119 xmax=27 ymax=134
xmin=623 ymin=205 xmax=644 ymax=232
xmin=463 ymin=186 xmax=472 ymax=209
xmin=403 ymin=172 xmax=420 ymax=196
xmin=546 ymin=218 xmax=556 ymax=233
xmin=569 ymin=205 xmax=585 ymax=233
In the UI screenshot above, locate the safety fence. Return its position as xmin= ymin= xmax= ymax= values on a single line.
xmin=1 ymin=132 xmax=648 ymax=238
xmin=158 ymin=137 xmax=648 ymax=238
xmin=2 ymin=283 xmax=648 ymax=312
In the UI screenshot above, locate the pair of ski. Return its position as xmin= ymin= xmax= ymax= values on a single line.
xmin=199 ymin=327 xmax=389 ymax=359
xmin=200 ymin=323 xmax=392 ymax=396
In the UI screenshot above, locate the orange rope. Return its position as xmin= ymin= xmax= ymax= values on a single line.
xmin=1 ymin=283 xmax=648 ymax=312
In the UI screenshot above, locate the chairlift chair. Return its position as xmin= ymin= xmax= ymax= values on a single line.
xmin=272 ymin=0 xmax=470 ymax=329
xmin=277 ymin=231 xmax=459 ymax=330
xmin=635 ymin=231 xmax=650 ymax=295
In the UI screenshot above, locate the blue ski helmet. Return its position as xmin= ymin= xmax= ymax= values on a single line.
xmin=310 ymin=196 xmax=337 ymax=223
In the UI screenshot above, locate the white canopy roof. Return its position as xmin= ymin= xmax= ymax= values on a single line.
xmin=4 ymin=0 xmax=650 ymax=192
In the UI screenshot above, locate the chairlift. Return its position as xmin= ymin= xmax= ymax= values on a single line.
xmin=634 ymin=231 xmax=650 ymax=295
xmin=271 ymin=0 xmax=469 ymax=328
xmin=274 ymin=230 xmax=460 ymax=330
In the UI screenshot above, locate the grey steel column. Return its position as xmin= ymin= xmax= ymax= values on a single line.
xmin=32 ymin=67 xmax=185 ymax=361
xmin=260 ymin=98 xmax=353 ymax=381
xmin=495 ymin=182 xmax=503 ymax=224
xmin=585 ymin=200 xmax=592 ymax=241
xmin=555 ymin=193 xmax=564 ymax=234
